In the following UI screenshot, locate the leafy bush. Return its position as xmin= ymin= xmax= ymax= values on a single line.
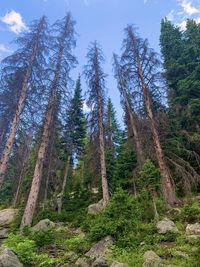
xmin=29 ymin=229 xmax=56 ymax=248
xmin=83 ymin=189 xmax=156 ymax=248
xmin=65 ymin=236 xmax=90 ymax=254
xmin=181 ymin=201 xmax=200 ymax=223
xmin=4 ymin=233 xmax=37 ymax=265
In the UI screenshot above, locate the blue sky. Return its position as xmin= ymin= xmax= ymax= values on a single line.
xmin=0 ymin=0 xmax=200 ymax=120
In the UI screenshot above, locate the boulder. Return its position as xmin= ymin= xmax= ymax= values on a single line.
xmin=0 ymin=209 xmax=18 ymax=227
xmin=110 ymin=263 xmax=129 ymax=267
xmin=91 ymin=257 xmax=108 ymax=267
xmin=0 ymin=248 xmax=23 ymax=267
xmin=32 ymin=219 xmax=55 ymax=231
xmin=156 ymin=218 xmax=178 ymax=234
xmin=186 ymin=223 xmax=200 ymax=235
xmin=85 ymin=236 xmax=114 ymax=260
xmin=143 ymin=250 xmax=162 ymax=267
xmin=88 ymin=200 xmax=104 ymax=215
xmin=75 ymin=257 xmax=90 ymax=267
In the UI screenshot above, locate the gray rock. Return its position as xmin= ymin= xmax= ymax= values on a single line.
xmin=0 ymin=248 xmax=23 ymax=267
xmin=85 ymin=236 xmax=114 ymax=260
xmin=110 ymin=263 xmax=129 ymax=267
xmin=0 ymin=228 xmax=8 ymax=239
xmin=0 ymin=209 xmax=18 ymax=227
xmin=32 ymin=219 xmax=55 ymax=231
xmin=186 ymin=223 xmax=200 ymax=235
xmin=91 ymin=257 xmax=108 ymax=267
xmin=75 ymin=257 xmax=90 ymax=267
xmin=143 ymin=250 xmax=162 ymax=267
xmin=88 ymin=200 xmax=104 ymax=215
xmin=156 ymin=218 xmax=178 ymax=234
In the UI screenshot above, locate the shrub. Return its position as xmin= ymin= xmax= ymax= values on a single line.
xmin=4 ymin=233 xmax=37 ymax=265
xmin=181 ymin=201 xmax=200 ymax=223
xmin=65 ymin=236 xmax=90 ymax=254
xmin=83 ymin=189 xmax=156 ymax=248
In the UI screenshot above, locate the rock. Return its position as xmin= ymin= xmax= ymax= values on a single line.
xmin=0 ymin=209 xmax=18 ymax=227
xmin=186 ymin=223 xmax=200 ymax=235
xmin=110 ymin=263 xmax=129 ymax=267
xmin=91 ymin=257 xmax=108 ymax=267
xmin=186 ymin=234 xmax=199 ymax=244
xmin=0 ymin=228 xmax=8 ymax=239
xmin=32 ymin=219 xmax=55 ymax=231
xmin=0 ymin=248 xmax=23 ymax=267
xmin=85 ymin=236 xmax=114 ymax=259
xmin=75 ymin=257 xmax=90 ymax=267
xmin=143 ymin=250 xmax=162 ymax=267
xmin=88 ymin=200 xmax=104 ymax=215
xmin=156 ymin=218 xmax=178 ymax=234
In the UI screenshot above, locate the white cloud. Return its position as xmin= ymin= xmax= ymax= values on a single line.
xmin=178 ymin=20 xmax=187 ymax=29
xmin=0 ymin=44 xmax=11 ymax=53
xmin=167 ymin=9 xmax=175 ymax=21
xmin=178 ymin=0 xmax=200 ymax=16
xmin=83 ymin=101 xmax=91 ymax=113
xmin=1 ymin=10 xmax=28 ymax=34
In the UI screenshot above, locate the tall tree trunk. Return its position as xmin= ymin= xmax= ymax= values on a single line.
xmin=21 ymin=34 xmax=65 ymax=227
xmin=138 ymin=64 xmax=177 ymax=206
xmin=21 ymin=95 xmax=55 ymax=227
xmin=118 ymin=73 xmax=145 ymax=169
xmin=57 ymin=155 xmax=71 ymax=214
xmin=98 ymin=95 xmax=110 ymax=207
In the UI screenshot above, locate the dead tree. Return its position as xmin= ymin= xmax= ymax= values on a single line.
xmin=0 ymin=17 xmax=48 ymax=187
xmin=122 ymin=25 xmax=177 ymax=206
xmin=84 ymin=41 xmax=109 ymax=207
xmin=21 ymin=13 xmax=77 ymax=227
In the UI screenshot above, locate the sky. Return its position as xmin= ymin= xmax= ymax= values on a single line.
xmin=0 ymin=0 xmax=200 ymax=121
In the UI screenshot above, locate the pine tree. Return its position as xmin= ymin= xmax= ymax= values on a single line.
xmin=113 ymin=53 xmax=145 ymax=169
xmin=0 ymin=16 xmax=49 ymax=187
xmin=105 ymin=98 xmax=121 ymax=189
xmin=122 ymin=25 xmax=177 ymax=206
xmin=84 ymin=41 xmax=110 ymax=207
xmin=21 ymin=13 xmax=77 ymax=227
xmin=66 ymin=76 xmax=86 ymax=160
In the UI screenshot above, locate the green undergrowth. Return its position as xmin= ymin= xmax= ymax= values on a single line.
xmin=3 ymin=190 xmax=200 ymax=267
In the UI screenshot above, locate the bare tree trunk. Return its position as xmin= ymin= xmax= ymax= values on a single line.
xmin=138 ymin=64 xmax=177 ymax=206
xmin=57 ymin=155 xmax=71 ymax=214
xmin=114 ymin=58 xmax=145 ymax=169
xmin=98 ymin=95 xmax=110 ymax=207
xmin=21 ymin=98 xmax=55 ymax=227
xmin=21 ymin=30 xmax=67 ymax=227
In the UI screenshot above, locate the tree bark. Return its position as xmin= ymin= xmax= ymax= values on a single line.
xmin=57 ymin=155 xmax=71 ymax=214
xmin=21 ymin=31 xmax=66 ymax=227
xmin=98 ymin=95 xmax=110 ymax=207
xmin=21 ymin=99 xmax=55 ymax=227
xmin=138 ymin=63 xmax=177 ymax=206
